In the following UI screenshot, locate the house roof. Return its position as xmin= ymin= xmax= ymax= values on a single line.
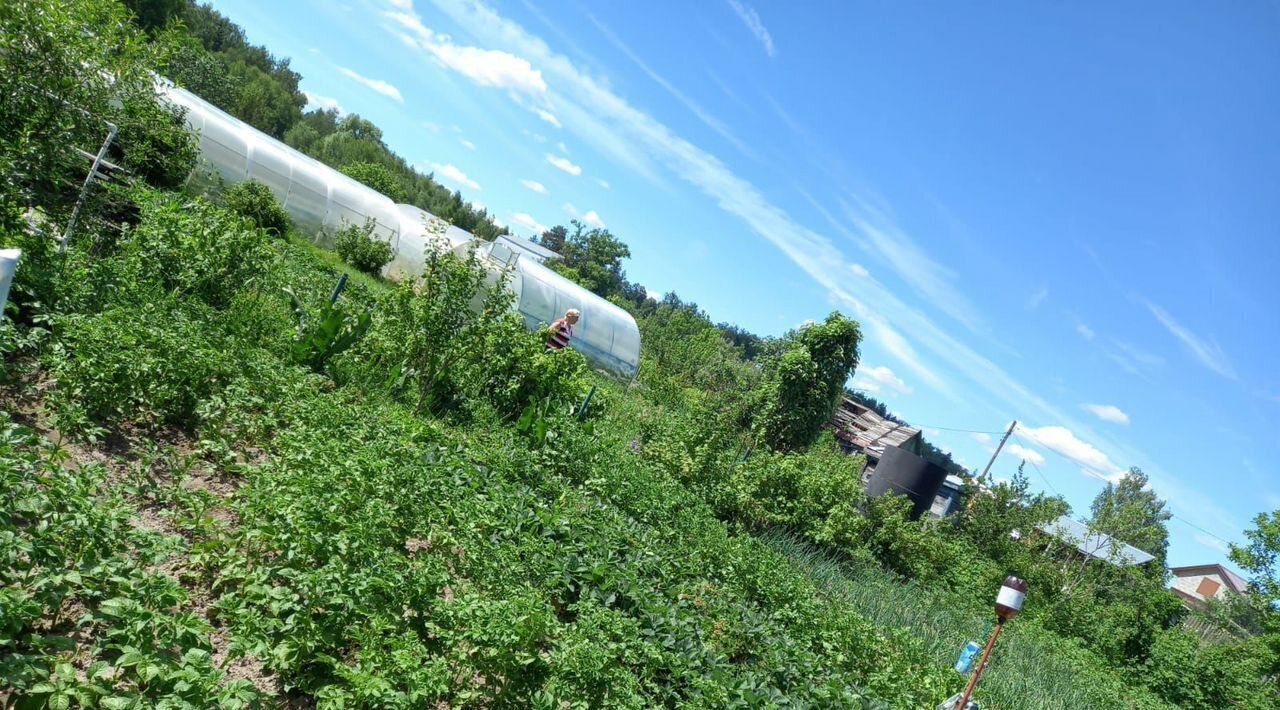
xmin=832 ymin=398 xmax=922 ymax=457
xmin=1170 ymin=564 xmax=1249 ymax=593
xmin=1037 ymin=515 xmax=1156 ymax=566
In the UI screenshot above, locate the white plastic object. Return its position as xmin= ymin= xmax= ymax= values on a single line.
xmin=0 ymin=248 xmax=21 ymax=317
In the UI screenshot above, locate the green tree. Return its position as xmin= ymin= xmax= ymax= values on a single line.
xmin=753 ymin=313 xmax=861 ymax=451
xmin=1087 ymin=467 xmax=1172 ymax=568
xmin=1230 ymin=509 xmax=1280 ymax=680
xmin=157 ymin=30 xmax=237 ymax=109
xmin=120 ymin=0 xmax=185 ymax=33
xmin=341 ymin=161 xmax=404 ymax=202
xmin=541 ymin=221 xmax=632 ymax=298
xmin=0 ymin=0 xmax=194 ymax=233
xmin=960 ymin=462 xmax=1069 ymax=568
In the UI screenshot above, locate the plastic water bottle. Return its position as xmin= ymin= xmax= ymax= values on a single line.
xmin=954 ymin=641 xmax=981 ymax=674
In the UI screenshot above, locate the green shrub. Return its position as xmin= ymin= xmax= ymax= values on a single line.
xmin=222 ymin=180 xmax=290 ymax=236
xmin=334 ymin=220 xmax=394 ymax=275
xmin=122 ymin=189 xmax=273 ymax=308
xmin=44 ymin=299 xmax=233 ymax=435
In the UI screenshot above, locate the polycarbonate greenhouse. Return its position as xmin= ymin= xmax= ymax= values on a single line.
xmin=158 ymin=81 xmax=641 ymax=378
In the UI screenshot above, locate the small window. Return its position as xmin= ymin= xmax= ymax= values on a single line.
xmin=1195 ymin=577 xmax=1221 ymax=599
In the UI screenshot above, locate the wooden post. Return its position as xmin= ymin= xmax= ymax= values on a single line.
xmin=958 ymin=619 xmax=1005 ymax=709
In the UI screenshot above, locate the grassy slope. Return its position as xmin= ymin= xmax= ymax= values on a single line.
xmin=1 ymin=209 xmax=1175 ymax=708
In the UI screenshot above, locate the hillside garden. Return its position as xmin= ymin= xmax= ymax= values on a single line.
xmin=2 ymin=1 xmax=1279 ymax=707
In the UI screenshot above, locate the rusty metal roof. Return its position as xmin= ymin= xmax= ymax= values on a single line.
xmin=832 ymin=398 xmax=922 ymax=457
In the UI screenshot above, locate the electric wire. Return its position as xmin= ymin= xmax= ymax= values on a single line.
xmin=1004 ymin=431 xmax=1240 ymax=551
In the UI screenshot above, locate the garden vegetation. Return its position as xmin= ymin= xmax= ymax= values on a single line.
xmin=2 ymin=1 xmax=1278 ymax=707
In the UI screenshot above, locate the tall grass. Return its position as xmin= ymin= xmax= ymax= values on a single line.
xmin=761 ymin=530 xmax=1172 ymax=710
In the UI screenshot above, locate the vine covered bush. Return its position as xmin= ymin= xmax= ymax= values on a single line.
xmin=334 ymin=219 xmax=394 ymax=275
xmin=222 ymin=179 xmax=290 ymax=236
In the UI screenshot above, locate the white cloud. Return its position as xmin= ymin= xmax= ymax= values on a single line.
xmin=1082 ymin=403 xmax=1130 ymax=426
xmin=725 ymin=0 xmax=776 ymax=57
xmin=386 ymin=10 xmax=548 ymax=95
xmin=1027 ymin=285 xmax=1049 ymax=310
xmin=971 ymin=432 xmax=992 ymax=445
xmin=1193 ymin=532 xmax=1230 ymax=555
xmin=536 ymin=108 xmax=562 ymax=128
xmin=562 ymin=202 xmax=579 ymax=217
xmin=1146 ymin=301 xmax=1237 ymax=380
xmin=459 ymin=138 xmax=476 ymax=150
xmin=557 ymin=141 xmax=570 ymax=154
xmin=468 ymin=200 xmax=486 ymax=212
xmin=511 ymin=212 xmax=547 ymax=234
xmin=546 ymin=154 xmax=582 ymax=176
xmin=851 ymin=364 xmax=912 ymax=395
xmin=849 ymin=262 xmax=870 ymax=278
xmin=337 ymin=66 xmax=404 ymax=102
xmin=1007 ymin=443 xmax=1046 ymax=466
xmin=594 ymin=178 xmax=610 ymax=189
xmin=1018 ymin=424 xmax=1123 ymax=482
xmin=520 ymin=179 xmax=547 ymax=194
xmin=1076 ymin=323 xmax=1095 ymax=340
xmin=424 ymin=121 xmax=442 ymax=133
xmin=386 ymin=0 xmax=413 ymax=8
xmin=582 ymin=210 xmax=605 ymax=228
xmin=429 ymin=162 xmax=480 ymax=190
xmin=302 ymin=90 xmax=342 ymax=113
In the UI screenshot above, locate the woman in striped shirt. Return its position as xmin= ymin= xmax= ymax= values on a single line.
xmin=546 ymin=308 xmax=580 ymax=350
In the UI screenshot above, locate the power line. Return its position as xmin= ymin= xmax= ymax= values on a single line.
xmin=1007 ymin=432 xmax=1239 ymax=550
xmin=1010 ymin=433 xmax=1062 ymax=497
xmin=913 ymin=423 xmax=1008 ymax=436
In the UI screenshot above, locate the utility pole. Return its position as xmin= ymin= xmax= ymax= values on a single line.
xmin=978 ymin=420 xmax=1017 ymax=482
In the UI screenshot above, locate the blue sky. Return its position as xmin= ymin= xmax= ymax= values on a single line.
xmin=208 ymin=0 xmax=1280 ymax=570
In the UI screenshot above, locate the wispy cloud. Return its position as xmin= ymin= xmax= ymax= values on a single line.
xmin=589 ymin=13 xmax=757 ymax=159
xmin=1027 ymin=285 xmax=1049 ymax=310
xmin=971 ymin=432 xmax=992 ymax=445
xmin=302 ymin=90 xmax=343 ymax=113
xmin=1146 ymin=301 xmax=1237 ymax=379
xmin=1076 ymin=323 xmax=1095 ymax=340
xmin=520 ymin=179 xmax=547 ymax=194
xmin=511 ymin=212 xmax=547 ymax=234
xmin=851 ymin=364 xmax=912 ymax=395
xmin=459 ymin=138 xmax=476 ymax=150
xmin=1193 ymin=531 xmax=1230 ymax=555
xmin=337 ymin=66 xmax=403 ymax=102
xmin=546 ymin=154 xmax=582 ymax=176
xmin=725 ymin=0 xmax=776 ymax=57
xmin=582 ymin=210 xmax=605 ymax=228
xmin=594 ymin=178 xmax=610 ymax=189
xmin=1082 ymin=403 xmax=1130 ymax=426
xmin=536 ymin=108 xmax=562 ymax=128
xmin=839 ymin=197 xmax=984 ymax=332
xmin=385 ymin=10 xmax=547 ymax=94
xmin=429 ymin=162 xmax=480 ymax=190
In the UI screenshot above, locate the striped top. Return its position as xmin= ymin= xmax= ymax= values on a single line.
xmin=546 ymin=318 xmax=574 ymax=350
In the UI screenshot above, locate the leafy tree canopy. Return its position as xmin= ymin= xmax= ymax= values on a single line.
xmin=1088 ymin=467 xmax=1172 ymax=568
